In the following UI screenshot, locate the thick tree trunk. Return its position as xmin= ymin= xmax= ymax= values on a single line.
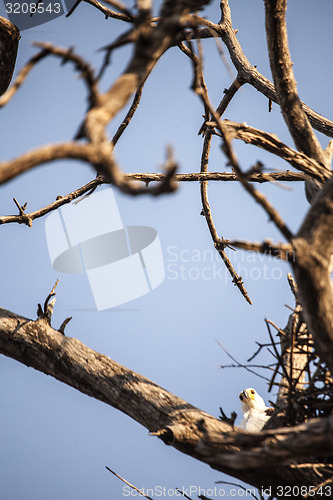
xmin=1 ymin=307 xmax=332 ymax=497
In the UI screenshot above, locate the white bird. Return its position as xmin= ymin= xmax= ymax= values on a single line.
xmin=238 ymin=388 xmax=273 ymax=432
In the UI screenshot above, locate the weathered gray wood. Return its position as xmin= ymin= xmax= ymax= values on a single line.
xmin=1 ymin=307 xmax=332 ymax=497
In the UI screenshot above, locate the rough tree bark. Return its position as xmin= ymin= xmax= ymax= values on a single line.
xmin=1 ymin=307 xmax=332 ymax=497
xmin=1 ymin=0 xmax=333 ymax=498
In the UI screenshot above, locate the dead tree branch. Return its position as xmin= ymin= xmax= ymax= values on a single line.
xmin=0 ymin=171 xmax=305 ymax=227
xmin=215 ymin=1 xmax=333 ymax=139
xmin=179 ymin=37 xmax=253 ymax=304
xmin=190 ymin=47 xmax=293 ymax=242
xmin=264 ymin=0 xmax=326 ymax=168
xmin=292 ymin=174 xmax=333 ymax=374
xmin=1 ymin=306 xmax=333 ymax=496
xmin=172 ymin=5 xmax=333 ymax=139
xmin=67 ymin=0 xmax=134 ymax=22
xmin=264 ymin=0 xmax=330 ymax=204
xmin=226 ymin=240 xmax=293 ymax=261
xmin=215 ymin=121 xmax=331 ymax=184
xmin=200 ymin=132 xmax=252 ymax=305
xmin=0 ymin=42 xmax=98 ymax=108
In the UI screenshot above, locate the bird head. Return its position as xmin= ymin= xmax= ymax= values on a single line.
xmin=239 ymin=388 xmax=267 ymax=413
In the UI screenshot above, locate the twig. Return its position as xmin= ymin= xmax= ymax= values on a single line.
xmin=215 ymin=77 xmax=244 ymax=116
xmin=210 ymin=120 xmax=330 ymax=183
xmin=97 ymin=0 xmax=133 ymax=18
xmin=303 ymin=476 xmax=333 ymax=499
xmin=228 ymin=160 xmax=294 ymax=240
xmin=175 ymin=489 xmax=192 ymax=500
xmin=200 ymin=133 xmax=252 ymax=304
xmin=184 ymin=36 xmax=253 ymax=304
xmin=0 ymin=172 xmax=305 ymax=227
xmin=186 ymin=38 xmax=293 ymax=242
xmin=226 ymin=239 xmax=294 ymax=261
xmin=199 ymin=77 xmax=244 ymax=135
xmin=106 ymin=467 xmax=154 ymax=499
xmin=215 ymin=2 xmax=333 ymax=138
xmin=67 ymin=0 xmax=133 ymax=22
xmin=247 ymin=341 xmax=276 ymax=363
xmin=217 ymin=341 xmax=270 ymax=382
xmin=178 ymin=13 xmax=333 ymax=137
xmin=125 ymin=171 xmax=306 ymax=184
xmin=0 ymin=176 xmax=105 ymax=227
xmin=0 ymin=43 xmax=98 ymax=108
xmin=265 ymin=320 xmax=291 ymax=388
xmin=212 ymin=123 xmax=294 ymax=241
xmin=111 ymin=85 xmax=143 ymax=148
xmin=12 ymin=197 xmax=27 ymax=216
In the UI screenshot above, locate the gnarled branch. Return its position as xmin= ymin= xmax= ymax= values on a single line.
xmin=0 ymin=306 xmax=332 ymax=497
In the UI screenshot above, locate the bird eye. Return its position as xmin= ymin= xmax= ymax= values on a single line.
xmin=250 ymin=390 xmax=255 ymax=394
xmin=239 ymin=395 xmax=243 ymax=401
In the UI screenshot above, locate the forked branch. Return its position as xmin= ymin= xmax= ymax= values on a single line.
xmin=0 ymin=306 xmax=332 ymax=496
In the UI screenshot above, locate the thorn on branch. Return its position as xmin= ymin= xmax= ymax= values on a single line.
xmin=232 ymin=275 xmax=244 ymax=286
xmin=216 ymin=238 xmax=236 ymax=252
xmin=61 ymin=46 xmax=74 ymax=65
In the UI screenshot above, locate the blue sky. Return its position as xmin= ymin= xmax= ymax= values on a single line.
xmin=1 ymin=1 xmax=333 ymax=499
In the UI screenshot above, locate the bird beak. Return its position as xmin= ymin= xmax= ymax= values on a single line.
xmin=243 ymin=390 xmax=254 ymax=400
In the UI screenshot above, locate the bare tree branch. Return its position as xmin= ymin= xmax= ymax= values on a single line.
xmin=0 ymin=142 xmax=101 ymax=184
xmin=194 ymin=70 xmax=294 ymax=242
xmin=227 ymin=239 xmax=293 ymax=261
xmin=84 ymin=0 xmax=211 ymax=144
xmin=177 ymin=3 xmax=333 ymax=139
xmin=198 ymin=415 xmax=333 ymax=470
xmin=106 ymin=467 xmax=154 ymax=500
xmin=2 ymin=2 xmax=333 ymax=495
xmin=180 ymin=36 xmax=253 ymax=304
xmin=0 ymin=171 xmax=305 ymax=227
xmin=67 ymin=0 xmax=134 ymax=22
xmin=217 ymin=121 xmax=331 ymax=183
xmin=0 ymin=306 xmax=332 ymax=496
xmin=200 ymin=132 xmax=252 ymax=305
xmin=292 ymin=174 xmax=333 ymax=374
xmin=264 ymin=0 xmax=327 ymax=168
xmin=111 ymin=84 xmax=143 ymax=148
xmin=0 ymin=43 xmax=98 ymax=108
